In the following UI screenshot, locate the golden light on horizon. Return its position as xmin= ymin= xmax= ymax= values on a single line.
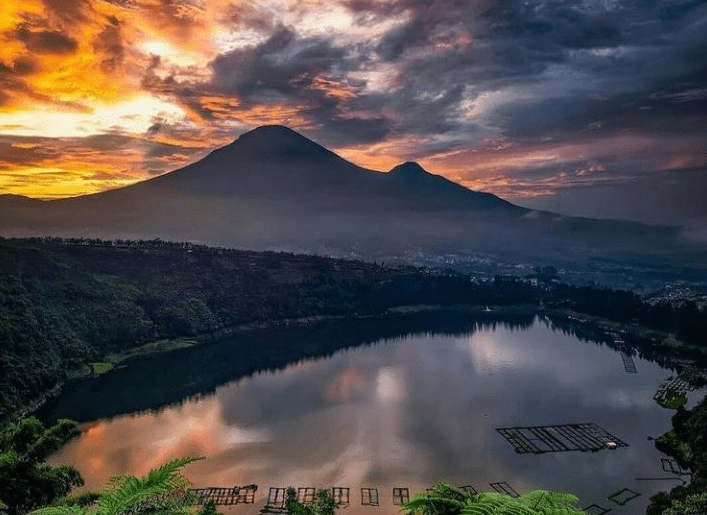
xmin=0 ymin=0 xmax=703 ymax=220
xmin=0 ymin=165 xmax=138 ymax=199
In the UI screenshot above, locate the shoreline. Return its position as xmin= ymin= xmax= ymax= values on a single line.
xmin=9 ymin=303 xmax=706 ymax=426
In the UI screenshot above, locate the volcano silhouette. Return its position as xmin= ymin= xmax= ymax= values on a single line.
xmin=0 ymin=125 xmax=683 ymax=262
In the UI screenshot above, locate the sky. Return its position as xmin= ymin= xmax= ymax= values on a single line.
xmin=0 ymin=0 xmax=705 ymax=226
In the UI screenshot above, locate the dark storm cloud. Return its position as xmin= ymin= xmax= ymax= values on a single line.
xmin=224 ymin=2 xmax=276 ymax=32
xmin=0 ymin=57 xmax=39 ymax=77
xmin=73 ymin=134 xmax=137 ymax=152
xmin=336 ymin=1 xmax=561 ymax=145
xmin=339 ymin=0 xmax=707 ymax=148
xmin=0 ymin=56 xmax=46 ymax=108
xmin=146 ymin=122 xmax=163 ymax=135
xmin=40 ymin=0 xmax=92 ymax=26
xmin=497 ymin=90 xmax=707 ymax=140
xmin=206 ymin=25 xmax=394 ymax=144
xmin=0 ymin=137 xmax=61 ymax=169
xmin=376 ymin=17 xmax=429 ymax=61
xmin=483 ymin=1 xmax=707 ymax=129
xmin=314 ymin=116 xmax=392 ymax=146
xmin=149 ymin=0 xmax=703 ymax=155
xmin=93 ymin=16 xmax=125 ymax=72
xmin=520 ymin=166 xmax=707 ymax=226
xmin=16 ymin=27 xmax=79 ymax=54
xmin=480 ymin=0 xmax=624 ymax=50
xmin=140 ymin=55 xmax=221 ymax=125
xmin=143 ymin=139 xmax=195 ymax=159
xmin=140 ymin=54 xmax=163 ymax=88
xmin=210 ymin=25 xmax=346 ymax=102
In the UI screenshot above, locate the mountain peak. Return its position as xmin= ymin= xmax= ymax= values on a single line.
xmin=223 ymin=125 xmax=330 ymax=160
xmin=389 ymin=162 xmax=428 ymax=176
xmin=239 ymin=125 xmax=303 ymax=141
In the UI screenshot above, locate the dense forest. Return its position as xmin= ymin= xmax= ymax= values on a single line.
xmin=1 ymin=237 xmax=706 ymax=421
xmin=647 ymin=396 xmax=707 ymax=514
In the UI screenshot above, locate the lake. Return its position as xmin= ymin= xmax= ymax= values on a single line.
xmin=43 ymin=310 xmax=702 ymax=515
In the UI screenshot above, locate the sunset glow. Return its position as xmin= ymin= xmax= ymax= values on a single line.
xmin=0 ymin=0 xmax=705 ymax=223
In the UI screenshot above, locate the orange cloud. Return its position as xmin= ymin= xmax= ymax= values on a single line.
xmin=0 ymin=0 xmax=411 ymax=197
xmin=1 ymin=2 xmax=136 ymax=112
xmin=334 ymin=134 xmax=430 ymax=172
xmin=414 ymin=133 xmax=707 ymax=201
xmin=2 ymin=0 xmax=703 ymax=204
xmin=311 ymin=75 xmax=359 ymax=100
xmin=0 ymin=132 xmax=221 ymax=197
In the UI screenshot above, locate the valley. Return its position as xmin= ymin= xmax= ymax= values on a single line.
xmin=2 ymin=126 xmax=703 ymax=289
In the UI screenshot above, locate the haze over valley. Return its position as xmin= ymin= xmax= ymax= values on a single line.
xmin=2 ymin=125 xmax=704 ymax=290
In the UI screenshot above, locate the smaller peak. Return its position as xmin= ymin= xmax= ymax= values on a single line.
xmin=389 ymin=161 xmax=429 ymax=176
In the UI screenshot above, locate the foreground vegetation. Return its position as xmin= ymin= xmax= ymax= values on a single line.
xmin=0 ymin=418 xmax=213 ymax=515
xmin=1 ymin=420 xmax=588 ymax=515
xmin=647 ymin=396 xmax=707 ymax=515
xmin=0 ymin=418 xmax=82 ymax=515
xmin=29 ymin=456 xmax=206 ymax=515
xmin=3 ymin=408 xmax=707 ymax=515
xmin=402 ymin=483 xmax=585 ymax=515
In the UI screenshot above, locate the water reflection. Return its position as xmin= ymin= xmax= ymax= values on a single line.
xmin=45 ymin=312 xmax=701 ymax=515
xmin=39 ymin=310 xmax=540 ymax=423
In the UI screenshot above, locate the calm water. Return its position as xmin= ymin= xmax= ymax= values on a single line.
xmin=46 ymin=314 xmax=700 ymax=515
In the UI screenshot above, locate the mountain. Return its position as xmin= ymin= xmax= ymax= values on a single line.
xmin=0 ymin=125 xmax=701 ymax=275
xmin=120 ymin=125 xmax=521 ymax=213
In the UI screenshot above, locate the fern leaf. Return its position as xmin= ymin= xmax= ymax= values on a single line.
xmin=96 ymin=456 xmax=201 ymax=515
xmin=401 ymin=496 xmax=432 ymax=513
xmin=518 ymin=490 xmax=584 ymax=514
xmin=103 ymin=474 xmax=132 ymax=495
xmin=461 ymin=504 xmax=497 ymax=515
xmin=28 ymin=506 xmax=88 ymax=515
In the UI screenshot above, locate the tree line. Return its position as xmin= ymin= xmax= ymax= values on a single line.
xmin=1 ymin=237 xmax=705 ymax=421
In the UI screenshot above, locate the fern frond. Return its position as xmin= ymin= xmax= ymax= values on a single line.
xmin=401 ymin=482 xmax=472 ymax=514
xmin=429 ymin=483 xmax=473 ymax=500
xmin=401 ymin=496 xmax=463 ymax=514
xmin=142 ymin=456 xmax=201 ymax=487
xmin=103 ymin=474 xmax=132 ymax=495
xmin=401 ymin=496 xmax=432 ymax=512
xmin=517 ymin=490 xmax=583 ymax=514
xmin=96 ymin=456 xmax=202 ymax=515
xmin=461 ymin=503 xmax=497 ymax=515
xmin=28 ymin=506 xmax=88 ymax=515
xmin=461 ymin=491 xmax=585 ymax=515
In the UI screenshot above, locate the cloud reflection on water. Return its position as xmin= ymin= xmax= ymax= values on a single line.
xmin=49 ymin=320 xmax=678 ymax=515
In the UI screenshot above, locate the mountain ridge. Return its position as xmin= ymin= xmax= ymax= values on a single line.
xmin=0 ymin=125 xmax=698 ymax=274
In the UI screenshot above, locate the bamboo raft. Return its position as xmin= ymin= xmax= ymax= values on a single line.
xmin=496 ymin=423 xmax=628 ymax=454
xmin=189 ymin=485 xmax=257 ymax=505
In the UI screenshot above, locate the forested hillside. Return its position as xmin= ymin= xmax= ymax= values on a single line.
xmin=1 ymin=237 xmax=705 ymax=422
xmin=0 ymin=237 xmax=492 ymax=420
